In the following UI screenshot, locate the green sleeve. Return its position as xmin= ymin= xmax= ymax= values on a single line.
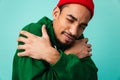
xmin=12 ymin=23 xmax=50 ymax=80
xmin=12 ymin=23 xmax=98 ymax=80
xmin=51 ymin=50 xmax=98 ymax=80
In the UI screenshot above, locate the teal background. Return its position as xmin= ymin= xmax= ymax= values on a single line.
xmin=0 ymin=0 xmax=120 ymax=80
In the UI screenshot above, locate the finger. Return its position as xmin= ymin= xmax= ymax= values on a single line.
xmin=20 ymin=30 xmax=34 ymax=38
xmin=42 ymin=25 xmax=49 ymax=39
xmin=85 ymin=52 xmax=92 ymax=57
xmin=17 ymin=51 xmax=29 ymax=57
xmin=17 ymin=37 xmax=28 ymax=43
xmin=78 ymin=52 xmax=92 ymax=59
xmin=88 ymin=53 xmax=92 ymax=56
xmin=86 ymin=44 xmax=92 ymax=48
xmin=88 ymin=48 xmax=92 ymax=52
xmin=17 ymin=45 xmax=26 ymax=50
xmin=83 ymin=38 xmax=88 ymax=43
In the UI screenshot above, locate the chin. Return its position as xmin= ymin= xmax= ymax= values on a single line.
xmin=56 ymin=39 xmax=69 ymax=47
xmin=61 ymin=40 xmax=74 ymax=46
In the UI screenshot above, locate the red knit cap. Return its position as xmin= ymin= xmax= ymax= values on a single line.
xmin=57 ymin=0 xmax=94 ymax=18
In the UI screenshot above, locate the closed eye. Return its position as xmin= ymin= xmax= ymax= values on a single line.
xmin=79 ymin=23 xmax=88 ymax=30
xmin=66 ymin=18 xmax=74 ymax=23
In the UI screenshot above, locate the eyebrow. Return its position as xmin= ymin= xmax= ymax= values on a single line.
xmin=67 ymin=14 xmax=77 ymax=21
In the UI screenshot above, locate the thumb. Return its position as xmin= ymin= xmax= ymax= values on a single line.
xmin=42 ymin=25 xmax=49 ymax=39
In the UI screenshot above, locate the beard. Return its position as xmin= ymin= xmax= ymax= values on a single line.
xmin=56 ymin=37 xmax=69 ymax=46
xmin=55 ymin=35 xmax=75 ymax=50
xmin=59 ymin=31 xmax=77 ymax=45
xmin=55 ymin=37 xmax=77 ymax=50
xmin=54 ymin=31 xmax=77 ymax=49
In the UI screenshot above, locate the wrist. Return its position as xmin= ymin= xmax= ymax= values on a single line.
xmin=64 ymin=49 xmax=72 ymax=55
xmin=44 ymin=47 xmax=60 ymax=64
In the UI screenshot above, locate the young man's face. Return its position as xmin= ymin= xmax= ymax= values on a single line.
xmin=52 ymin=4 xmax=91 ymax=46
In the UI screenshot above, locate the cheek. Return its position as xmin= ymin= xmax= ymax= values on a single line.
xmin=58 ymin=19 xmax=68 ymax=32
xmin=53 ymin=22 xmax=63 ymax=37
xmin=54 ymin=16 xmax=69 ymax=35
xmin=59 ymin=19 xmax=70 ymax=31
xmin=77 ymin=29 xmax=84 ymax=37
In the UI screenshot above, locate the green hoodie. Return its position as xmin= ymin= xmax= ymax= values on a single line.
xmin=12 ymin=16 xmax=98 ymax=80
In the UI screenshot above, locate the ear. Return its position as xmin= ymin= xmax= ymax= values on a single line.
xmin=52 ymin=7 xmax=60 ymax=19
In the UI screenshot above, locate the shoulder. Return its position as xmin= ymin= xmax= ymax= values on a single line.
xmin=21 ymin=16 xmax=52 ymax=36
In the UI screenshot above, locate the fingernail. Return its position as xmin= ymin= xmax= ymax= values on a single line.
xmin=43 ymin=24 xmax=46 ymax=27
xmin=17 ymin=53 xmax=20 ymax=56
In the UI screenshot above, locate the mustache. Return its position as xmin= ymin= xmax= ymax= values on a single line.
xmin=61 ymin=31 xmax=78 ymax=40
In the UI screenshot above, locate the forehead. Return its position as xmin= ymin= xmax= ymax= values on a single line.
xmin=60 ymin=4 xmax=91 ymax=21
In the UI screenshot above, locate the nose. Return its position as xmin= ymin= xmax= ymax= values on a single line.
xmin=69 ymin=25 xmax=78 ymax=37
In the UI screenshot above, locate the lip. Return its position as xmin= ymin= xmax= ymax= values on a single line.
xmin=63 ymin=32 xmax=75 ymax=42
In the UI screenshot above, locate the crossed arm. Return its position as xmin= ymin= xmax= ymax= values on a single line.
xmin=12 ymin=24 xmax=97 ymax=80
xmin=17 ymin=25 xmax=92 ymax=64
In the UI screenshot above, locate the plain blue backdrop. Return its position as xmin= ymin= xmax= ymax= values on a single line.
xmin=0 ymin=0 xmax=120 ymax=80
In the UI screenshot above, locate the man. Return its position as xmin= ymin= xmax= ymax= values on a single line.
xmin=12 ymin=0 xmax=98 ymax=80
